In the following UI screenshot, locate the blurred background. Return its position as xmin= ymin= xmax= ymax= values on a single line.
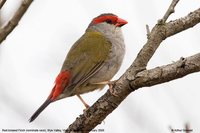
xmin=0 ymin=0 xmax=200 ymax=132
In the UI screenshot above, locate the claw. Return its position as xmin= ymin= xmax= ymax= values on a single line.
xmin=107 ymin=81 xmax=118 ymax=97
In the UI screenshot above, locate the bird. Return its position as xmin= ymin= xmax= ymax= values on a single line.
xmin=29 ymin=13 xmax=127 ymax=122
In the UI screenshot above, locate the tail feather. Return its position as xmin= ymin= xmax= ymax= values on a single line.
xmin=29 ymin=99 xmax=52 ymax=122
xmin=29 ymin=71 xmax=71 ymax=122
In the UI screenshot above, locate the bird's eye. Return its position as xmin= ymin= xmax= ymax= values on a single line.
xmin=106 ymin=19 xmax=112 ymax=24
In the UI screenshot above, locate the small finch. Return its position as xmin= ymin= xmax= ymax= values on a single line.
xmin=29 ymin=13 xmax=127 ymax=122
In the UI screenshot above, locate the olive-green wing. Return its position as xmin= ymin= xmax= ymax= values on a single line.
xmin=61 ymin=30 xmax=112 ymax=94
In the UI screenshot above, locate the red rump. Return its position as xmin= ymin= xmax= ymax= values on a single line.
xmin=49 ymin=71 xmax=71 ymax=100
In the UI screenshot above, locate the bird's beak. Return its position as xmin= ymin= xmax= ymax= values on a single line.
xmin=115 ymin=17 xmax=128 ymax=27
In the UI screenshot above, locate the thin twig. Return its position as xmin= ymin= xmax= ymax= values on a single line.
xmin=0 ymin=0 xmax=33 ymax=44
xmin=158 ymin=0 xmax=180 ymax=24
xmin=146 ymin=24 xmax=150 ymax=39
xmin=0 ymin=0 xmax=6 ymax=9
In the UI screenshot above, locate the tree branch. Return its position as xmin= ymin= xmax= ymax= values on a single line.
xmin=127 ymin=7 xmax=200 ymax=80
xmin=165 ymin=8 xmax=200 ymax=37
xmin=0 ymin=0 xmax=6 ymax=9
xmin=66 ymin=2 xmax=200 ymax=133
xmin=132 ymin=53 xmax=200 ymax=88
xmin=0 ymin=0 xmax=33 ymax=44
xmin=158 ymin=0 xmax=180 ymax=23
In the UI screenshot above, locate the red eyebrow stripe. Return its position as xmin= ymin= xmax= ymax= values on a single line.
xmin=92 ymin=15 xmax=118 ymax=25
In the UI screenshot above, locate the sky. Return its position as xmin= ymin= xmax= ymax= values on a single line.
xmin=0 ymin=0 xmax=200 ymax=133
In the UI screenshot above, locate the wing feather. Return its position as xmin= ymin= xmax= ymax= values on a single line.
xmin=61 ymin=30 xmax=112 ymax=95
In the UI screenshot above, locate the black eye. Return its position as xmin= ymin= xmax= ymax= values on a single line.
xmin=106 ymin=19 xmax=112 ymax=24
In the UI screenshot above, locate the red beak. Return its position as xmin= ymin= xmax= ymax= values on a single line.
xmin=115 ymin=17 xmax=128 ymax=27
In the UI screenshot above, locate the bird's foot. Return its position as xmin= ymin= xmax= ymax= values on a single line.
xmin=107 ymin=80 xmax=118 ymax=97
xmin=83 ymin=106 xmax=90 ymax=118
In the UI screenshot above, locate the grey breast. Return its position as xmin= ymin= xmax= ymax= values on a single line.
xmin=88 ymin=23 xmax=125 ymax=83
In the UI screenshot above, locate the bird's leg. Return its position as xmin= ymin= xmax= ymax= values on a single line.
xmin=76 ymin=94 xmax=90 ymax=118
xmin=76 ymin=94 xmax=90 ymax=109
xmin=92 ymin=80 xmax=118 ymax=96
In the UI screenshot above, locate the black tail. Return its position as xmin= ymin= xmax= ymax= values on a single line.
xmin=29 ymin=99 xmax=52 ymax=122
